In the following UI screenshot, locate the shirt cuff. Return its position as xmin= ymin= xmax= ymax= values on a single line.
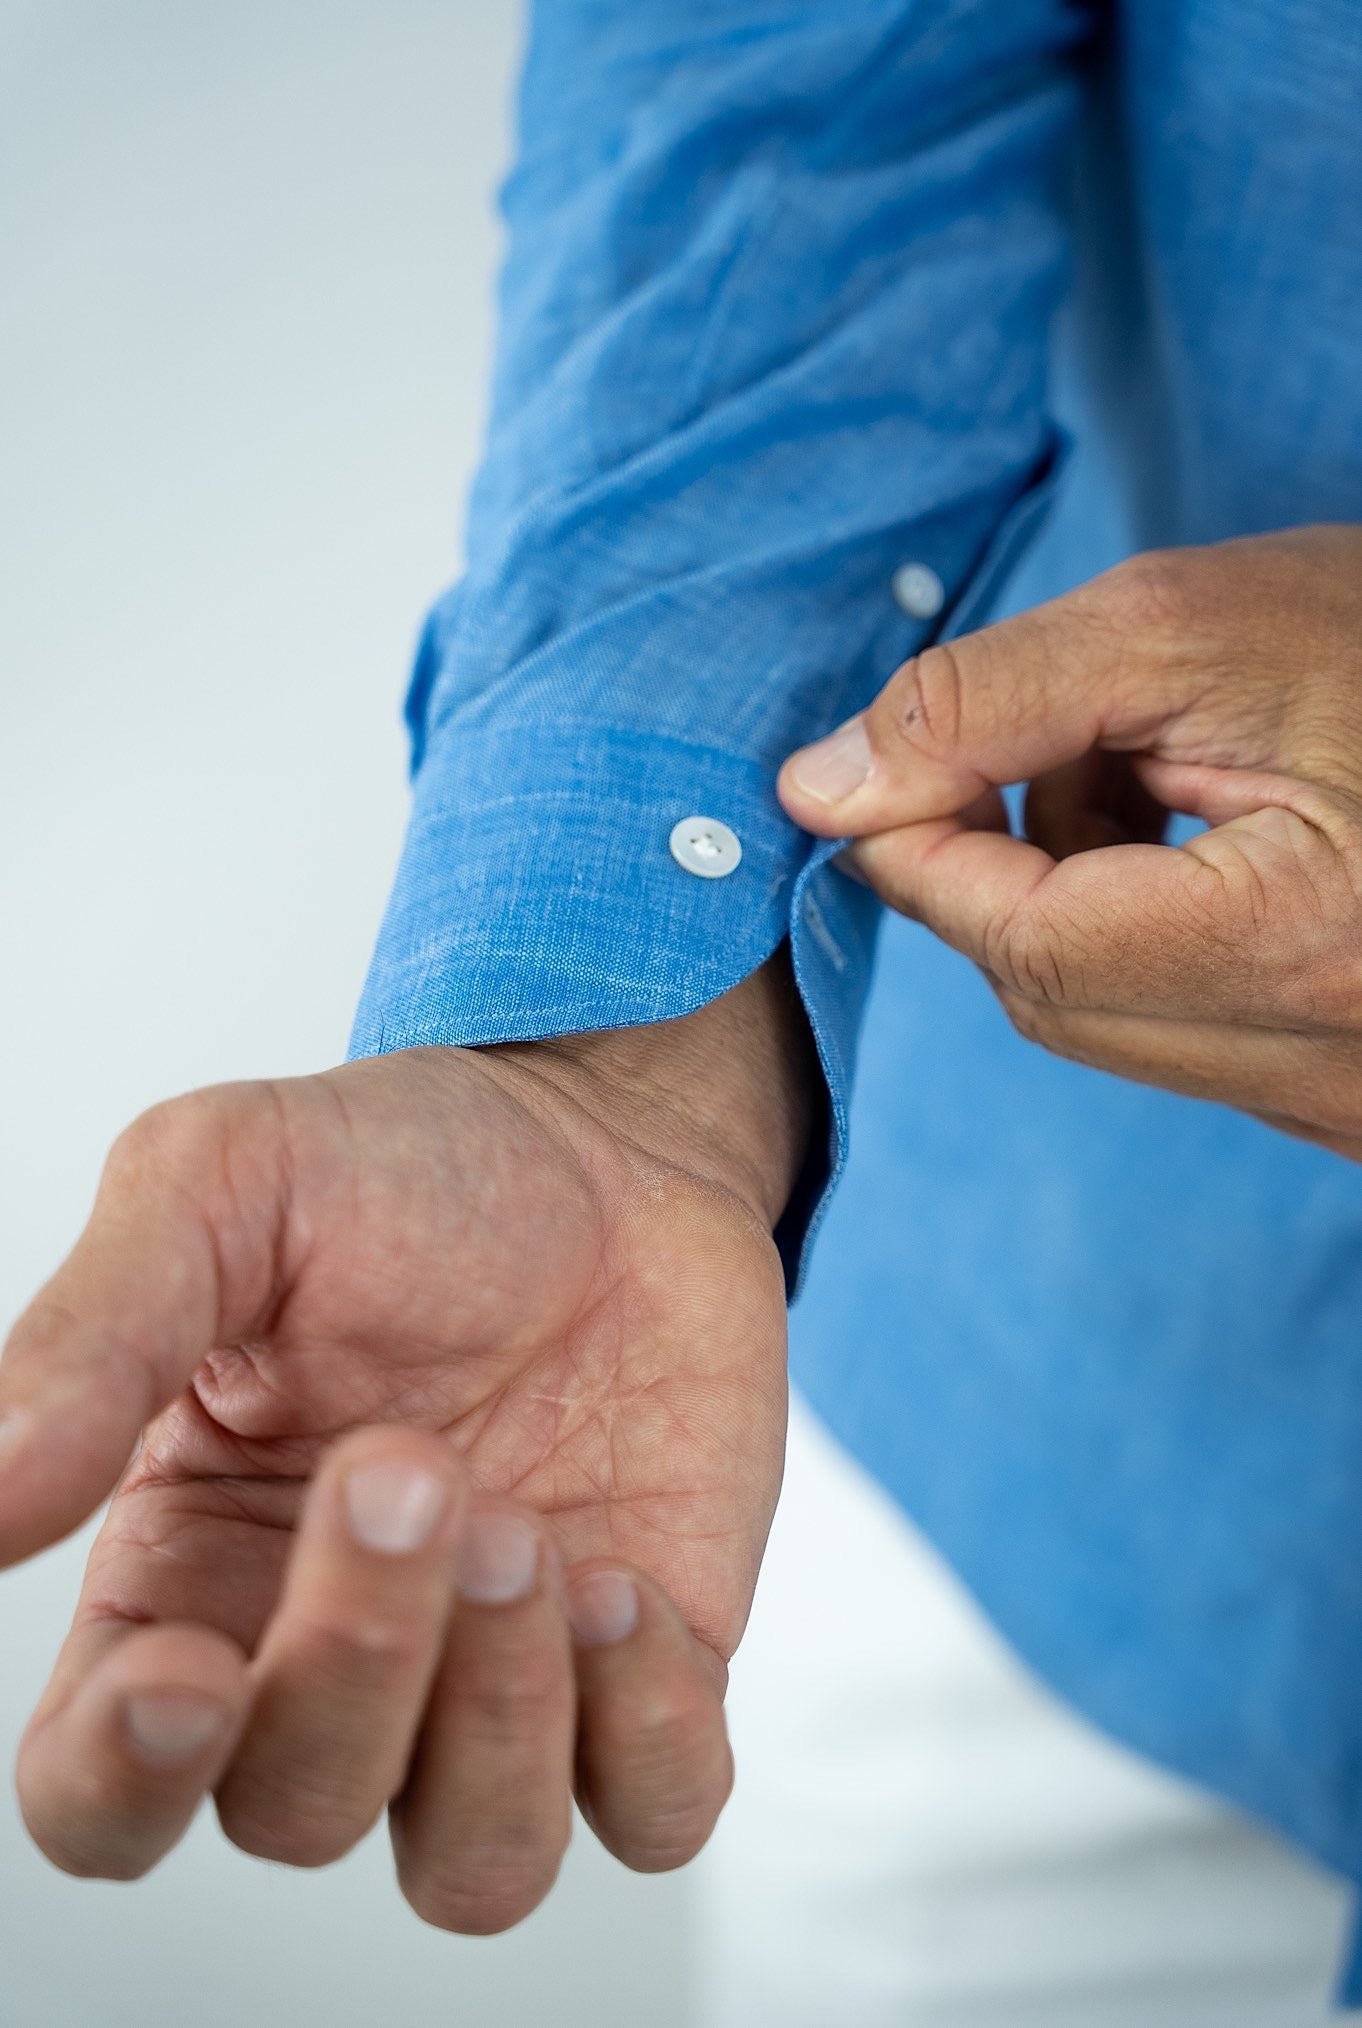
xmin=348 ymin=719 xmax=880 ymax=1295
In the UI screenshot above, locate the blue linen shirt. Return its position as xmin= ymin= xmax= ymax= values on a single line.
xmin=352 ymin=0 xmax=1362 ymax=1997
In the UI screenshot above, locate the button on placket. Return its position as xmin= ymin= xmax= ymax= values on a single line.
xmin=891 ymin=561 xmax=945 ymax=620
xmin=669 ymin=815 xmax=742 ymax=879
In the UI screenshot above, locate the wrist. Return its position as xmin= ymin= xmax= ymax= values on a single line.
xmin=487 ymin=948 xmax=818 ymax=1231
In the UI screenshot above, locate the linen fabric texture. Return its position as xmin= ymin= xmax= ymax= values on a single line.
xmin=351 ymin=0 xmax=1362 ymax=2001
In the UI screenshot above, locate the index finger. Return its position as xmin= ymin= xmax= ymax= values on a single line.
xmin=778 ymin=572 xmax=1184 ymax=840
xmin=15 ymin=1464 xmax=289 ymax=1881
xmin=847 ymin=779 xmax=1361 ymax=1027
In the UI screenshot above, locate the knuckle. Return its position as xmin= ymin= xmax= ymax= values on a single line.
xmin=999 ymin=991 xmax=1054 ymax=1048
xmin=882 ymin=641 xmax=967 ymax=758
xmin=1272 ymin=806 xmax=1362 ymax=1023
xmin=1308 ymin=1077 xmax=1362 ymax=1141
xmin=1095 ymin=548 xmax=1195 ymax=640
xmin=590 ymin=1689 xmax=731 ymax=1872
xmin=116 ymin=1091 xmax=211 ymax=1157
xmin=103 ymin=1091 xmax=226 ymax=1194
xmin=1003 ymin=997 xmax=1089 ymax=1068
xmin=1190 ymin=803 xmax=1362 ymax=1024
xmin=103 ymin=1104 xmax=181 ymax=1185
xmin=103 ymin=1083 xmax=271 ymax=1193
xmin=446 ymin=1653 xmax=564 ymax=1740
xmin=987 ymin=906 xmax=1071 ymax=1008
xmin=299 ymin=1614 xmax=432 ymax=1694
xmin=615 ymin=1679 xmax=711 ymax=1764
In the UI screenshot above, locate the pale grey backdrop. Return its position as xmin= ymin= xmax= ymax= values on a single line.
xmin=0 ymin=5 xmax=692 ymax=2021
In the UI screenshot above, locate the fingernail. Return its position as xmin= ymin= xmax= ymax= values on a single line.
xmin=789 ymin=716 xmax=873 ymax=804
xmin=344 ymin=1462 xmax=445 ymax=1555
xmin=457 ymin=1510 xmax=539 ymax=1604
xmin=568 ymin=1571 xmax=638 ymax=1647
xmin=125 ymin=1693 xmax=228 ymax=1766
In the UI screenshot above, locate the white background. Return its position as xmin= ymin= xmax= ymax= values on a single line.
xmin=0 ymin=4 xmax=692 ymax=2021
xmin=7 ymin=8 xmax=1359 ymax=2023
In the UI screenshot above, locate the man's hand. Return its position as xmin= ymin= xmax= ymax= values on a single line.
xmin=779 ymin=525 xmax=1362 ymax=1153
xmin=0 ymin=952 xmax=813 ymax=1927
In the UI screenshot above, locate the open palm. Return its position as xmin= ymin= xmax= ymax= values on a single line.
xmin=0 ymin=1041 xmax=789 ymax=1926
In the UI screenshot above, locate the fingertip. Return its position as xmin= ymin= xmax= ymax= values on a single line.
xmin=776 ymin=766 xmax=839 ymax=837
xmin=123 ymin=1692 xmax=234 ymax=1769
xmin=567 ymin=1568 xmax=639 ymax=1647
xmin=778 ymin=718 xmax=876 ymax=834
xmin=570 ymin=1565 xmax=732 ymax=1873
xmin=18 ymin=1625 xmax=249 ymax=1880
xmin=319 ymin=1422 xmax=469 ymax=1492
xmin=312 ymin=1424 xmax=470 ymax=1560
xmin=456 ymin=1505 xmax=543 ymax=1605
xmin=390 ymin=1508 xmax=575 ymax=1934
xmin=48 ymin=1624 xmax=249 ymax=1767
xmin=115 ymin=1629 xmax=249 ymax=1772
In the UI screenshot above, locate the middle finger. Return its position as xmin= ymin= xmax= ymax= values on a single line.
xmin=392 ymin=1502 xmax=576 ymax=1934
xmin=994 ymin=990 xmax=1362 ymax=1140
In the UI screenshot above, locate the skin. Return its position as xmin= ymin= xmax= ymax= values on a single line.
xmin=780 ymin=524 xmax=1362 ymax=1156
xmin=14 ymin=520 xmax=1352 ymax=1928
xmin=0 ymin=948 xmax=816 ymax=1929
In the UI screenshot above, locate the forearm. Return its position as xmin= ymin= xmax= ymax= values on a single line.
xmin=353 ymin=0 xmax=1089 ymax=1288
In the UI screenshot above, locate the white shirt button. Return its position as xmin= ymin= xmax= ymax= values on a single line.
xmin=669 ymin=815 xmax=742 ymax=879
xmin=891 ymin=560 xmax=945 ymax=620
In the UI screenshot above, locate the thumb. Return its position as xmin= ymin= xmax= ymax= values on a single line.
xmin=0 ymin=1088 xmax=282 ymax=1566
xmin=778 ymin=569 xmax=1193 ymax=839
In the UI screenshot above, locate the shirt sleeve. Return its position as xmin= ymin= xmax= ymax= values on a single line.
xmin=350 ymin=0 xmax=1091 ymax=1291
